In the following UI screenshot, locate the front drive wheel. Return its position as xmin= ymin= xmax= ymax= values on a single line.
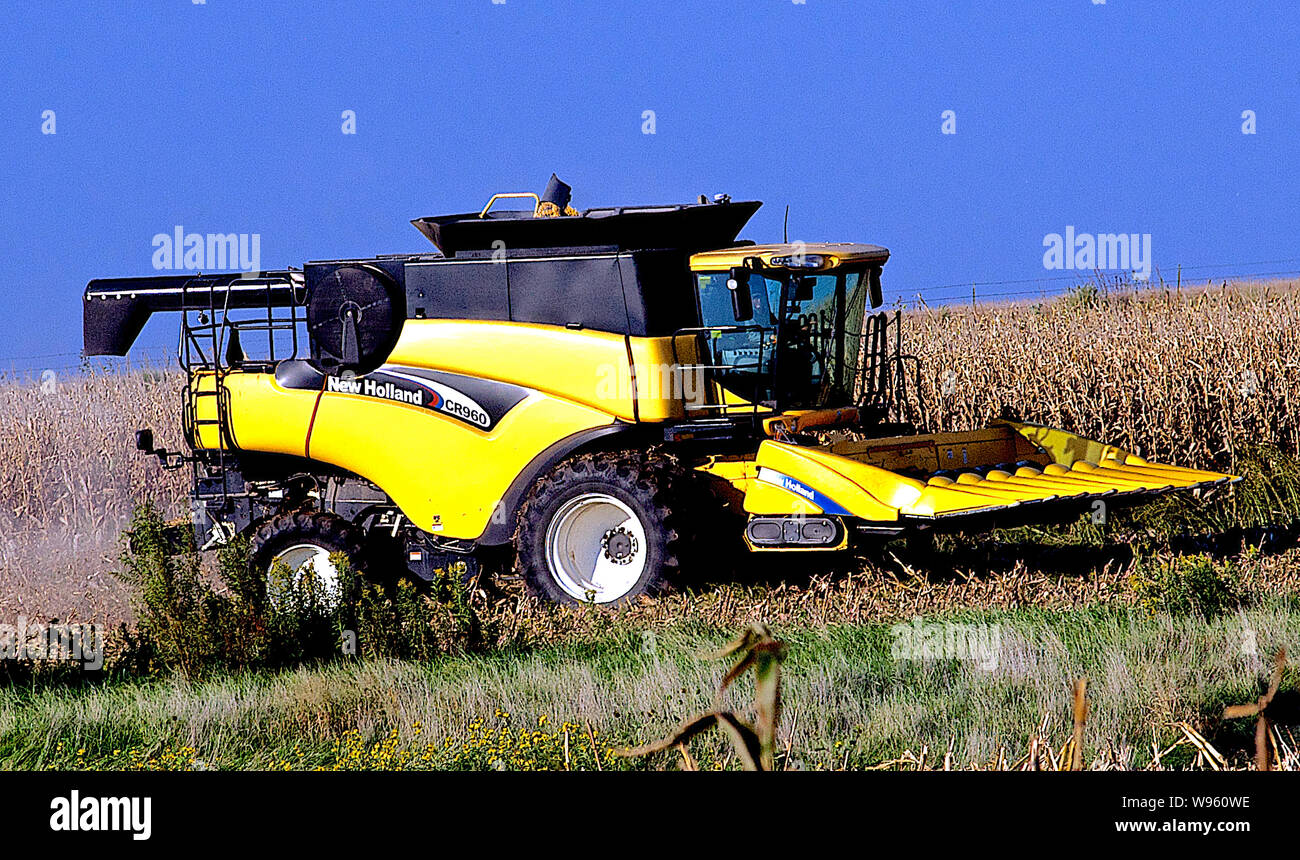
xmin=514 ymin=453 xmax=683 ymax=605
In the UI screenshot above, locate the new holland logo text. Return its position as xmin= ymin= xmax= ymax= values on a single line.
xmin=778 ymin=475 xmax=816 ymax=501
xmin=327 ymin=370 xmax=492 ymax=429
xmin=327 ymin=375 xmax=423 ymax=406
xmin=755 ymin=468 xmax=852 ymax=516
xmin=757 ymin=467 xmax=816 ymax=501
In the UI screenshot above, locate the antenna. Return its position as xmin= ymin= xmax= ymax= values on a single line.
xmin=783 ymin=205 xmax=790 ymax=244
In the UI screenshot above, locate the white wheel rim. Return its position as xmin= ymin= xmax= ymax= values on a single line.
xmin=271 ymin=543 xmax=342 ymax=606
xmin=545 ymin=493 xmax=648 ymax=603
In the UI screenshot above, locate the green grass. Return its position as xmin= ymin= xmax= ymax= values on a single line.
xmin=2 ymin=601 xmax=1296 ymax=770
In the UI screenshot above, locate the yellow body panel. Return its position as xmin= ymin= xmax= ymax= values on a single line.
xmin=626 ymin=334 xmax=709 ymax=418
xmin=187 ymin=370 xmax=222 ymax=450
xmin=1000 ymin=420 xmax=1131 ymax=468
xmin=387 ymin=319 xmax=704 ymax=421
xmin=307 ymin=388 xmax=612 ymax=538
xmin=189 ymin=370 xmax=319 ymax=455
xmin=228 ymin=374 xmax=318 ymax=456
xmin=747 ymin=442 xmax=905 ymax=521
xmin=191 ymin=318 xmax=672 ymax=540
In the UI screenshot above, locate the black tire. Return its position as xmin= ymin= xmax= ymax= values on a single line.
xmin=248 ymin=510 xmax=367 ymax=604
xmin=513 ymin=451 xmax=688 ymax=606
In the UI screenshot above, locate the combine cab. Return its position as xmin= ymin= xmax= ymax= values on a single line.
xmin=84 ymin=177 xmax=1237 ymax=605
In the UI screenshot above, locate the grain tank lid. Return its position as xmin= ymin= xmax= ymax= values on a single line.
xmin=410 ymin=199 xmax=763 ymax=257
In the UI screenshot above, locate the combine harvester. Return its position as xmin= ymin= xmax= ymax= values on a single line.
xmin=84 ymin=177 xmax=1237 ymax=605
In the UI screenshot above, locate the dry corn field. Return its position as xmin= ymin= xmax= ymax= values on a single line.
xmin=0 ymin=366 xmax=188 ymax=623
xmin=903 ymin=279 xmax=1300 ymax=470
xmin=1 ymin=278 xmax=1298 ymax=625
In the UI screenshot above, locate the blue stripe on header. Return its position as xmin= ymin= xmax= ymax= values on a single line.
xmin=756 ymin=468 xmax=852 ymax=516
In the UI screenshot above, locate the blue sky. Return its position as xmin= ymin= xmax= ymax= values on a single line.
xmin=1 ymin=1 xmax=1297 ymax=371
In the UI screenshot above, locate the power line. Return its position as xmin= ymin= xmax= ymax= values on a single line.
xmin=900 ymin=267 xmax=1300 ymax=308
xmin=0 ymin=346 xmax=174 ymax=366
xmin=924 ymin=257 xmax=1300 ymax=291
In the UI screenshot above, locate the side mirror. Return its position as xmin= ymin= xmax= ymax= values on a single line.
xmin=727 ymin=267 xmax=753 ymax=322
xmin=134 ymin=426 xmax=186 ymax=470
xmin=869 ymin=266 xmax=883 ymax=309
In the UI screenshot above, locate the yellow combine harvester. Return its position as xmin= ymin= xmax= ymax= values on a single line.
xmin=84 ymin=177 xmax=1237 ymax=605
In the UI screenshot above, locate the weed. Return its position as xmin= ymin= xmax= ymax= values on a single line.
xmin=1128 ymin=553 xmax=1240 ymax=617
xmin=108 ymin=504 xmax=485 ymax=678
